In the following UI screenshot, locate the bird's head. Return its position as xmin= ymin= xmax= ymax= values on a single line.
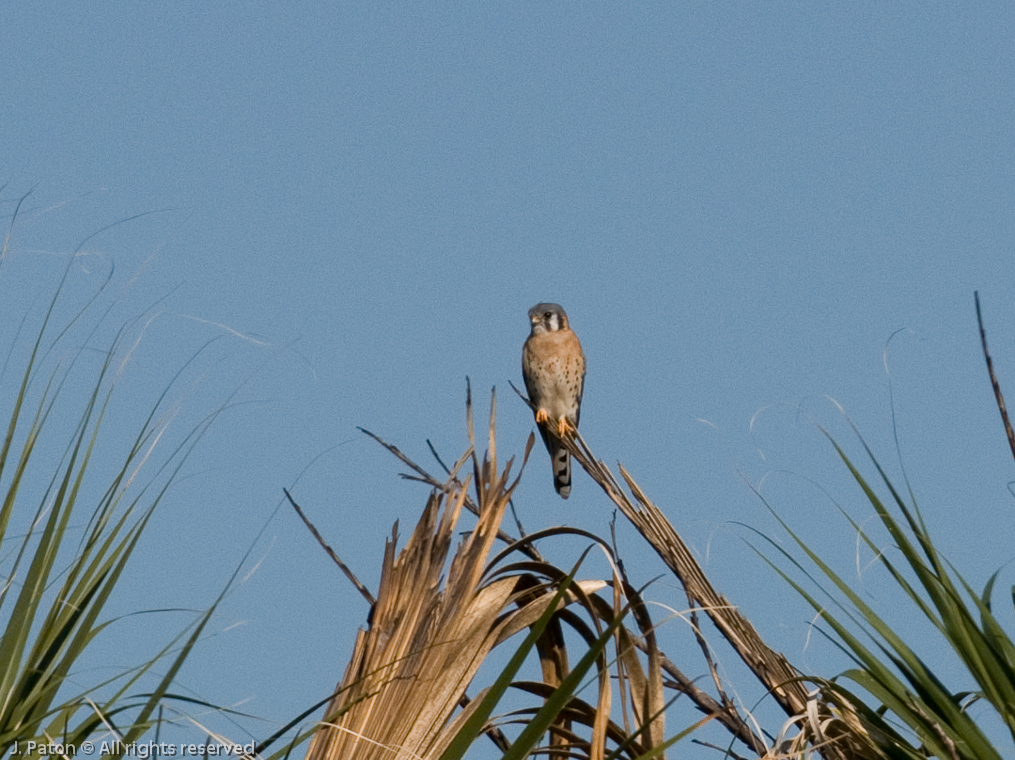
xmin=528 ymin=303 xmax=569 ymax=335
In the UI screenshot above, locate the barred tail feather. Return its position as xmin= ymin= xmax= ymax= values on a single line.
xmin=552 ymin=447 xmax=571 ymax=499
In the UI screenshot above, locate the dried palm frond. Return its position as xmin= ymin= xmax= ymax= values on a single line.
xmin=304 ymin=394 xmax=525 ymax=760
xmin=302 ymin=390 xmax=676 ymax=760
xmin=567 ymin=429 xmax=884 ymax=760
xmin=505 ymin=382 xmax=877 ymax=760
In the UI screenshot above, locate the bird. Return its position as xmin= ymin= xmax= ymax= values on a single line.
xmin=522 ymin=302 xmax=586 ymax=498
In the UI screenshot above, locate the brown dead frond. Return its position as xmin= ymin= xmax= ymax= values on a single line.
xmin=543 ymin=408 xmax=883 ymax=760
xmin=509 ymin=381 xmax=771 ymax=756
xmin=305 ymin=393 xmax=524 ymax=760
xmin=304 ymin=389 xmax=676 ymax=760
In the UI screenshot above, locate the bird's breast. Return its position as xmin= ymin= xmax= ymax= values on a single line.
xmin=522 ymin=329 xmax=585 ymax=419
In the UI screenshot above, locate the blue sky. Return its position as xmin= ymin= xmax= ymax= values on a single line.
xmin=4 ymin=2 xmax=1015 ymax=756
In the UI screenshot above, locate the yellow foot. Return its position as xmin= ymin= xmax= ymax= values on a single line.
xmin=556 ymin=417 xmax=573 ymax=436
xmin=535 ymin=408 xmax=549 ymax=424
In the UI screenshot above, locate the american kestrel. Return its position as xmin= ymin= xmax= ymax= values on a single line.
xmin=522 ymin=303 xmax=586 ymax=499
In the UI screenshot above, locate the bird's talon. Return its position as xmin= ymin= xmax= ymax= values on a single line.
xmin=535 ymin=409 xmax=549 ymax=424
xmin=557 ymin=418 xmax=569 ymax=436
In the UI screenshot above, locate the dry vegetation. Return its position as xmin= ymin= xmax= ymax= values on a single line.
xmin=265 ymin=293 xmax=1015 ymax=760
xmin=288 ymin=385 xmax=885 ymax=760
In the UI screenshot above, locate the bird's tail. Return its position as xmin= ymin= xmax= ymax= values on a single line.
xmin=552 ymin=446 xmax=571 ymax=499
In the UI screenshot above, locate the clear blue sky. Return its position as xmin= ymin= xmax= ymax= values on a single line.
xmin=4 ymin=2 xmax=1015 ymax=756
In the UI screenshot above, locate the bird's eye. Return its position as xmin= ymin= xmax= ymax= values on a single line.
xmin=544 ymin=312 xmax=552 ymax=319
